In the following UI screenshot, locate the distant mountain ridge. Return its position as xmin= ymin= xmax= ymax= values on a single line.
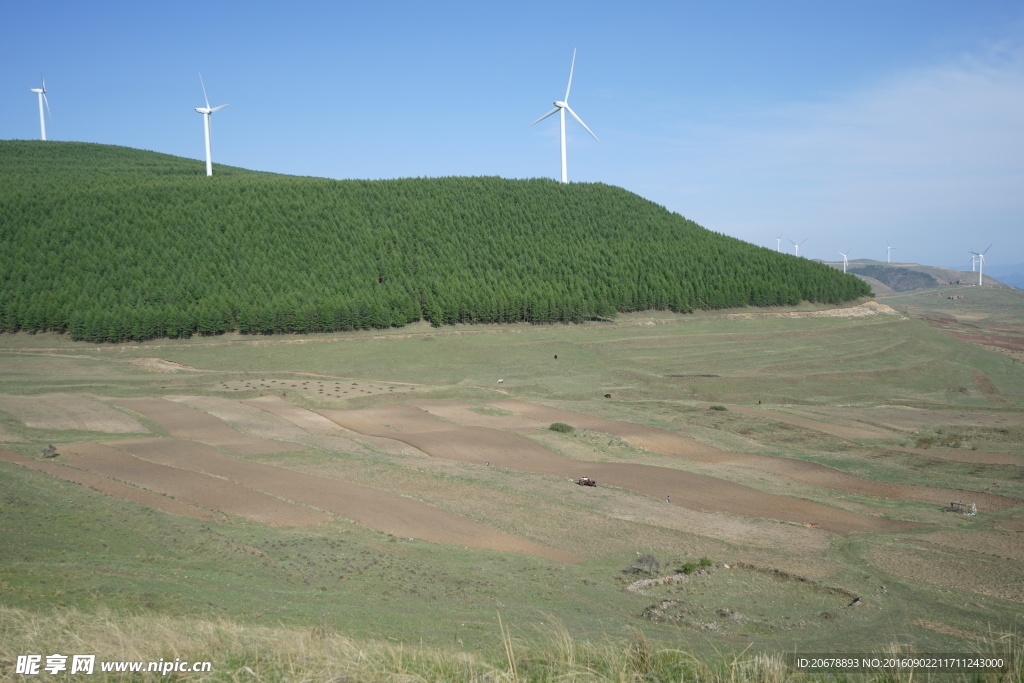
xmin=0 ymin=141 xmax=871 ymax=342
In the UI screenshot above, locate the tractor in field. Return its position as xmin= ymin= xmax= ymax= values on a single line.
xmin=576 ymin=476 xmax=597 ymax=487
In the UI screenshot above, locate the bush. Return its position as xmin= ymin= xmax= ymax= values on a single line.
xmin=699 ymin=556 xmax=713 ymax=568
xmin=680 ymin=562 xmax=698 ymax=575
xmin=549 ymin=422 xmax=575 ymax=434
xmin=709 ymin=405 xmax=728 ymax=412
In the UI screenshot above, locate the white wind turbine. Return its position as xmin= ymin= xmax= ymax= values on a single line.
xmin=30 ymin=77 xmax=51 ymax=141
xmin=969 ymin=244 xmax=992 ymax=286
xmin=838 ymin=249 xmax=851 ymax=273
xmin=970 ymin=254 xmax=977 ymax=272
xmin=194 ymin=73 xmax=228 ymax=177
xmin=776 ymin=234 xmax=783 ymax=253
xmin=886 ymin=242 xmax=897 ymax=263
xmin=789 ymin=238 xmax=807 ymax=257
xmin=531 ymin=48 xmax=599 ymax=183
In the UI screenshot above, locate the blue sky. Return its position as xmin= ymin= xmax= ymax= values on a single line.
xmin=4 ymin=0 xmax=1023 ymax=268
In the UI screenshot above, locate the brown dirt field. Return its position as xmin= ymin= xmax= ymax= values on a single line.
xmin=413 ymin=400 xmax=1021 ymax=512
xmin=247 ymin=396 xmax=430 ymax=457
xmin=100 ymin=397 xmax=304 ymax=455
xmin=0 ymin=393 xmax=148 ymax=433
xmin=244 ymin=395 xmax=359 ymax=435
xmin=998 ymin=517 xmax=1024 ymax=531
xmin=0 ymin=449 xmax=220 ymax=522
xmin=59 ymin=442 xmax=330 ymax=526
xmin=319 ymin=404 xmax=922 ymax=535
xmin=106 ymin=437 xmax=577 ymax=563
xmin=171 ymin=396 xmax=314 ymax=443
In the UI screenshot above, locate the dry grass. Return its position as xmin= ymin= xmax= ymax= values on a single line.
xmin=2 ymin=606 xmax=1019 ymax=682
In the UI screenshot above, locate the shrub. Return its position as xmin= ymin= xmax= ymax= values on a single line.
xmin=680 ymin=562 xmax=698 ymax=575
xmin=549 ymin=422 xmax=575 ymax=434
xmin=699 ymin=556 xmax=712 ymax=568
xmin=709 ymin=405 xmax=728 ymax=411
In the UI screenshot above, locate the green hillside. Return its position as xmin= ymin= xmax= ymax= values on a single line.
xmin=1 ymin=141 xmax=870 ymax=342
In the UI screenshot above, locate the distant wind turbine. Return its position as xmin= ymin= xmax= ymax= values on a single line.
xmin=30 ymin=77 xmax=51 ymax=141
xmin=970 ymin=254 xmax=977 ymax=272
xmin=789 ymin=238 xmax=807 ymax=257
xmin=194 ymin=73 xmax=228 ymax=177
xmin=531 ymin=48 xmax=599 ymax=184
xmin=886 ymin=243 xmax=897 ymax=263
xmin=969 ymin=244 xmax=992 ymax=286
xmin=776 ymin=234 xmax=783 ymax=253
xmin=838 ymin=249 xmax=851 ymax=273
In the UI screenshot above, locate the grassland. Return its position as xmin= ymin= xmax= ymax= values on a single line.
xmin=1 ymin=294 xmax=1023 ymax=681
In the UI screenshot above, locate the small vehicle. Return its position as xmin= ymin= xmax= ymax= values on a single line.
xmin=576 ymin=476 xmax=597 ymax=487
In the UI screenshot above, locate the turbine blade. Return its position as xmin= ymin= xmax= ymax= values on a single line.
xmin=211 ymin=104 xmax=229 ymax=113
xmin=564 ymin=105 xmax=599 ymax=141
xmin=43 ymin=93 xmax=52 ymax=119
xmin=564 ymin=48 xmax=576 ymax=101
xmin=199 ymin=72 xmax=211 ymax=110
xmin=530 ymin=107 xmax=560 ymax=126
xmin=983 ymin=244 xmax=992 ymax=254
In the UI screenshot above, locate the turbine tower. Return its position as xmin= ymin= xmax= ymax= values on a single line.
xmin=789 ymin=238 xmax=807 ymax=257
xmin=30 ymin=77 xmax=51 ymax=141
xmin=531 ymin=48 xmax=599 ymax=183
xmin=194 ymin=73 xmax=228 ymax=177
xmin=776 ymin=234 xmax=783 ymax=253
xmin=838 ymin=249 xmax=851 ymax=273
xmin=969 ymin=244 xmax=992 ymax=286
xmin=886 ymin=243 xmax=897 ymax=263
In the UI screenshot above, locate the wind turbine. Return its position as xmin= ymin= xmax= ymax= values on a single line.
xmin=970 ymin=254 xmax=977 ymax=272
xmin=30 ymin=77 xmax=51 ymax=141
xmin=969 ymin=245 xmax=992 ymax=286
xmin=531 ymin=48 xmax=599 ymax=183
xmin=886 ymin=243 xmax=897 ymax=263
xmin=838 ymin=249 xmax=851 ymax=273
xmin=194 ymin=73 xmax=228 ymax=177
xmin=789 ymin=238 xmax=807 ymax=257
xmin=776 ymin=234 xmax=783 ymax=253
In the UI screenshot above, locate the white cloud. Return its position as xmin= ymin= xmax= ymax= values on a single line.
xmin=656 ymin=41 xmax=1024 ymax=264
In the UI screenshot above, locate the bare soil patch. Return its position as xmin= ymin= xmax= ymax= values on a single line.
xmin=57 ymin=442 xmax=330 ymax=526
xmin=100 ymin=397 xmax=303 ymax=455
xmin=171 ymin=396 xmax=313 ymax=444
xmin=107 ymin=437 xmax=576 ymax=563
xmin=320 ymin=404 xmax=921 ymax=535
xmin=0 ymin=449 xmax=219 ymax=522
xmin=0 ymin=393 xmax=148 ymax=433
xmin=722 ymin=301 xmax=899 ymax=320
xmin=128 ymin=358 xmax=203 ymax=373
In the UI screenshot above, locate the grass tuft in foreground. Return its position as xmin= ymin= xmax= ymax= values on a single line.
xmin=1 ymin=606 xmax=1019 ymax=681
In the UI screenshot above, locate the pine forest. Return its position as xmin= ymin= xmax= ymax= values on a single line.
xmin=0 ymin=141 xmax=872 ymax=342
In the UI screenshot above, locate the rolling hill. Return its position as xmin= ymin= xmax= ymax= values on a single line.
xmin=0 ymin=140 xmax=870 ymax=342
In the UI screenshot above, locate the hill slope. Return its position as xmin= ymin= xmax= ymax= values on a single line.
xmin=0 ymin=141 xmax=870 ymax=341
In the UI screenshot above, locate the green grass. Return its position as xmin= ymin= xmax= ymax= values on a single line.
xmin=1 ymin=302 xmax=1023 ymax=677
